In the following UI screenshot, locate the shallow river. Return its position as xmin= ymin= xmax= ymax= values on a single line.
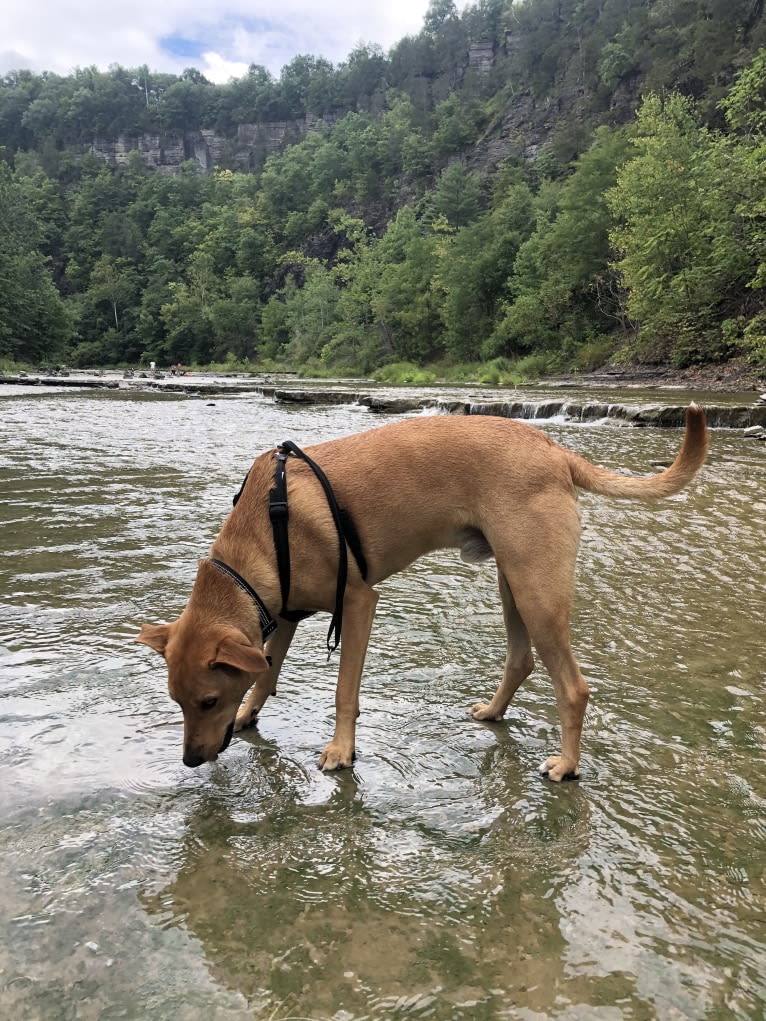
xmin=0 ymin=386 xmax=764 ymax=1021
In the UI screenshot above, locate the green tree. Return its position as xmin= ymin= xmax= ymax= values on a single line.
xmin=136 ymin=257 xmax=177 ymax=354
xmin=320 ymin=213 xmax=384 ymax=370
xmin=491 ymin=125 xmax=631 ymax=359
xmin=159 ymin=281 xmax=212 ymax=364
xmin=282 ymin=259 xmax=340 ymax=362
xmin=437 ymin=182 xmax=536 ymax=360
xmin=209 ymin=276 xmax=262 ymax=361
xmin=339 ymin=45 xmax=387 ymax=111
xmin=260 ymin=293 xmax=291 ymax=359
xmin=431 ymin=93 xmax=483 ymax=158
xmin=608 ymin=93 xmax=753 ymax=363
xmin=0 ymin=164 xmax=72 ymax=363
xmin=718 ymin=50 xmax=766 ymax=363
xmin=84 ymin=254 xmax=139 ymax=332
xmin=425 ymin=163 xmax=482 ymax=228
xmin=371 ymin=207 xmax=443 ymax=362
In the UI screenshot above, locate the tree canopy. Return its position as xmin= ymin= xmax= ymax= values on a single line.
xmin=2 ymin=0 xmax=766 ymax=371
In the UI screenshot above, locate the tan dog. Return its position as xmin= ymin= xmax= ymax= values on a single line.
xmin=137 ymin=408 xmax=707 ymax=781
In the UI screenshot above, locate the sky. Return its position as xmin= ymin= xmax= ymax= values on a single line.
xmin=0 ymin=1 xmax=469 ymax=83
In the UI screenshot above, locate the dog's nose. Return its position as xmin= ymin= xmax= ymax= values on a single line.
xmin=182 ymin=748 xmax=206 ymax=768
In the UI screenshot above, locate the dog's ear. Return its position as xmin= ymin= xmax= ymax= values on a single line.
xmin=136 ymin=623 xmax=171 ymax=655
xmin=214 ymin=635 xmax=269 ymax=673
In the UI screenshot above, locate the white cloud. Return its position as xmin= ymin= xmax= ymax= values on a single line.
xmin=0 ymin=1 xmax=471 ymax=80
xmin=199 ymin=52 xmax=249 ymax=84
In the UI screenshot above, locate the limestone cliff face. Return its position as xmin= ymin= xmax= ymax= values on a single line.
xmin=87 ymin=115 xmax=334 ymax=174
xmin=86 ymin=100 xmax=559 ymax=179
xmin=82 ymin=37 xmax=580 ymax=179
xmin=84 ymin=35 xmax=635 ymax=180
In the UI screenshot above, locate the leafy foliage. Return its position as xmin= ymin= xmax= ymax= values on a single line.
xmin=1 ymin=0 xmax=766 ymax=370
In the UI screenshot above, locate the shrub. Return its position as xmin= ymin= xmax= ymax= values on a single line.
xmin=513 ymin=352 xmax=559 ymax=380
xmin=743 ymin=314 xmax=766 ymax=366
xmin=568 ymin=336 xmax=617 ymax=372
xmin=372 ymin=362 xmax=437 ymax=385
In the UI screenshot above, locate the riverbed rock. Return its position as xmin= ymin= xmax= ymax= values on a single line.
xmin=4 ymin=373 xmax=766 ymax=429
xmin=561 ymin=402 xmax=583 ymax=419
xmin=469 ymin=401 xmax=519 ymax=417
xmin=358 ymin=395 xmax=428 ymax=414
xmin=580 ymin=402 xmax=613 ymax=421
xmin=707 ymin=405 xmax=766 ymax=428
xmin=438 ymin=400 xmax=470 ymax=415
xmin=273 ymin=388 xmax=360 ymax=405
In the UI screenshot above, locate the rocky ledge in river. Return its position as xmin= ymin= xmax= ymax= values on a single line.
xmin=271 ymin=387 xmax=766 ymax=429
xmin=3 ymin=372 xmax=766 ymax=430
xmin=744 ymin=392 xmax=766 ymax=440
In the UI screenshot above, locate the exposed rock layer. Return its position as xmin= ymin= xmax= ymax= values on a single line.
xmin=4 ymin=374 xmax=763 ymax=428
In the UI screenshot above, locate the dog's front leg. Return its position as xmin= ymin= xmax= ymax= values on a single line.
xmin=234 ymin=620 xmax=298 ymax=731
xmin=319 ymin=587 xmax=378 ymax=771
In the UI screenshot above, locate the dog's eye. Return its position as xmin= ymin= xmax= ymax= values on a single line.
xmin=200 ymin=697 xmax=218 ymax=711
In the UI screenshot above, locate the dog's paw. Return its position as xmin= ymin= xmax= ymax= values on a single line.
xmin=470 ymin=702 xmax=505 ymax=722
xmin=318 ymin=741 xmax=354 ymax=771
xmin=234 ymin=710 xmax=258 ymax=733
xmin=538 ymin=755 xmax=580 ymax=782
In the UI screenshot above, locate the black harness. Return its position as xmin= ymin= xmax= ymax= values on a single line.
xmin=219 ymin=440 xmax=367 ymax=656
xmin=207 ymin=557 xmax=277 ymax=640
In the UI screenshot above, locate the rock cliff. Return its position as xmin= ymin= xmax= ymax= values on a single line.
xmin=87 ymin=114 xmax=337 ymax=174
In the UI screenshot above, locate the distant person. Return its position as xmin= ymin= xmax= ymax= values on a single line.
xmin=150 ymin=360 xmax=156 ymax=371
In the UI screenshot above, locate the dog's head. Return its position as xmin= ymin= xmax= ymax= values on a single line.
xmin=137 ymin=617 xmax=269 ymax=767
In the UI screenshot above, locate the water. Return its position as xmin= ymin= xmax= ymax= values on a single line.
xmin=0 ymin=387 xmax=764 ymax=1020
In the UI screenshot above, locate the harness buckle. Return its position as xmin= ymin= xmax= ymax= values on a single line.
xmin=269 ymin=498 xmax=288 ymax=520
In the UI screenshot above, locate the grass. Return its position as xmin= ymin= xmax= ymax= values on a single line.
xmin=5 ymin=342 xmax=625 ymax=386
xmin=371 ymin=362 xmax=438 ymax=385
xmin=0 ymin=357 xmax=36 ymax=374
xmin=369 ymin=354 xmax=562 ymax=387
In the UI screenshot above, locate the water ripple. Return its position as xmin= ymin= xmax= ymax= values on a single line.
xmin=1 ymin=393 xmax=765 ymax=1019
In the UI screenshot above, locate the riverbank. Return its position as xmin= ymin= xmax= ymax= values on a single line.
xmin=2 ymin=356 xmax=764 ymax=392
xmin=545 ymin=359 xmax=766 ymax=393
xmin=2 ymin=365 xmax=765 ymax=430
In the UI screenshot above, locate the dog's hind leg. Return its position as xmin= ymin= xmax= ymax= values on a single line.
xmin=319 ymin=586 xmax=379 ymax=771
xmin=480 ymin=501 xmax=589 ymax=781
xmin=234 ymin=619 xmax=298 ymax=732
xmin=471 ymin=569 xmax=534 ymax=722
xmin=530 ymin=625 xmax=589 ymax=782
xmin=509 ymin=556 xmax=588 ymax=781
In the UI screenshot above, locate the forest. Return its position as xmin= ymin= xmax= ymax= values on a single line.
xmin=2 ymin=0 xmax=766 ymax=378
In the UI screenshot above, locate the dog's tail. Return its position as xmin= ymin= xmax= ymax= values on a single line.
xmin=566 ymin=403 xmax=708 ymax=501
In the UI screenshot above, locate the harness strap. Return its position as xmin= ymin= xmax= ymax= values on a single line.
xmin=269 ymin=449 xmax=303 ymax=622
xmin=269 ymin=440 xmax=367 ymax=657
xmin=207 ymin=557 xmax=277 ymax=641
xmin=340 ymin=508 xmax=368 ymax=582
xmin=232 ymin=471 xmax=249 ymax=507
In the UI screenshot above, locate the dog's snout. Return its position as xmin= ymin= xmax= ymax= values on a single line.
xmin=183 ymin=748 xmax=206 ymax=768
xmin=182 ymin=720 xmax=234 ymax=768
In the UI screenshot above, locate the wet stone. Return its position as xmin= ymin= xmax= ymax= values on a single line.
xmin=358 ymin=395 xmax=429 ymax=414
